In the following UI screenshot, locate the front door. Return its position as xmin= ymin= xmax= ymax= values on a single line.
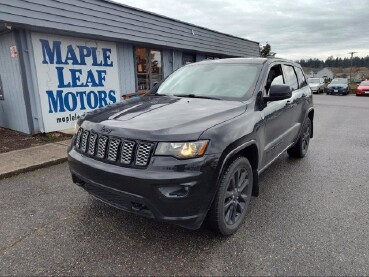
xmin=261 ymin=63 xmax=295 ymax=167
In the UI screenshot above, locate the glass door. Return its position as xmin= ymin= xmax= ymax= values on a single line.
xmin=135 ymin=48 xmax=163 ymax=94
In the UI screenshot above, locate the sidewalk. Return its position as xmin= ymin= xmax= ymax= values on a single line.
xmin=0 ymin=139 xmax=71 ymax=180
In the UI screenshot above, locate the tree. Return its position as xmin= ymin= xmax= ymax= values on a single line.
xmin=260 ymin=43 xmax=276 ymax=57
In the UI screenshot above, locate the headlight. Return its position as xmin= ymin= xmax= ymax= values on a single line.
xmin=155 ymin=140 xmax=209 ymax=159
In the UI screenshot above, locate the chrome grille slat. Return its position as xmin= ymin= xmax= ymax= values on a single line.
xmin=96 ymin=136 xmax=108 ymax=159
xmin=120 ymin=140 xmax=136 ymax=164
xmin=80 ymin=130 xmax=89 ymax=152
xmin=135 ymin=143 xmax=153 ymax=166
xmin=75 ymin=128 xmax=83 ymax=148
xmin=107 ymin=138 xmax=121 ymax=162
xmin=87 ymin=133 xmax=98 ymax=155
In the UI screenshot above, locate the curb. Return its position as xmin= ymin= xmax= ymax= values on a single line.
xmin=0 ymin=139 xmax=71 ymax=180
xmin=0 ymin=157 xmax=68 ymax=180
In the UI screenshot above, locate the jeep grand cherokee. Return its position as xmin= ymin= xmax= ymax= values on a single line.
xmin=68 ymin=58 xmax=314 ymax=236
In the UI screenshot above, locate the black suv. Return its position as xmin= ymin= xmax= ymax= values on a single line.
xmin=68 ymin=58 xmax=314 ymax=235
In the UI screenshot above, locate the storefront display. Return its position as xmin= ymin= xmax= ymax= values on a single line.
xmin=135 ymin=48 xmax=163 ymax=94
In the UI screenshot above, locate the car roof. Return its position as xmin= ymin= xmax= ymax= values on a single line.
xmin=194 ymin=57 xmax=300 ymax=66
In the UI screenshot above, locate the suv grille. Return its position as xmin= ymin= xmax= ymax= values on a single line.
xmin=74 ymin=128 xmax=154 ymax=167
xmin=135 ymin=143 xmax=154 ymax=166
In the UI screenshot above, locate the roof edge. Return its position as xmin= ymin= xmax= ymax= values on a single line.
xmin=103 ymin=0 xmax=259 ymax=45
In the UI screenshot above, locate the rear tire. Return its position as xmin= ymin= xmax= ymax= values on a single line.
xmin=287 ymin=118 xmax=312 ymax=158
xmin=208 ymin=157 xmax=253 ymax=236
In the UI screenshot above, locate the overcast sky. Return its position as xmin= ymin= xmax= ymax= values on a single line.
xmin=113 ymin=0 xmax=369 ymax=61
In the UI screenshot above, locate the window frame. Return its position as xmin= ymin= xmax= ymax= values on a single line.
xmin=134 ymin=47 xmax=163 ymax=94
xmin=282 ymin=64 xmax=299 ymax=92
xmin=263 ymin=63 xmax=285 ymax=96
xmin=294 ymin=66 xmax=308 ymax=89
xmin=0 ymin=74 xmax=4 ymax=100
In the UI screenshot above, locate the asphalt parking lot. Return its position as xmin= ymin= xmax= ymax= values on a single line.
xmin=1 ymin=94 xmax=369 ymax=276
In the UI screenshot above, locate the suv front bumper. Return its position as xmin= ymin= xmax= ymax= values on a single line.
xmin=68 ymin=147 xmax=220 ymax=229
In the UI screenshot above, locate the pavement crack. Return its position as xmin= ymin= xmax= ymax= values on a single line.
xmin=0 ymin=215 xmax=73 ymax=254
xmin=0 ymin=222 xmax=50 ymax=253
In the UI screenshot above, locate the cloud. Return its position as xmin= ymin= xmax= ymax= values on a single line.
xmin=112 ymin=0 xmax=369 ymax=60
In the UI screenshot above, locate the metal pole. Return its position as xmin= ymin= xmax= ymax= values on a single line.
xmin=348 ymin=51 xmax=357 ymax=83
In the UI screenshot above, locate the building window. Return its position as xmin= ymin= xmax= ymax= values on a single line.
xmin=206 ymin=56 xmax=220 ymax=60
xmin=0 ymin=75 xmax=4 ymax=100
xmin=182 ymin=53 xmax=196 ymax=65
xmin=135 ymin=48 xmax=163 ymax=94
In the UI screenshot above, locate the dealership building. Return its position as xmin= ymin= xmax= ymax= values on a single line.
xmin=0 ymin=0 xmax=260 ymax=134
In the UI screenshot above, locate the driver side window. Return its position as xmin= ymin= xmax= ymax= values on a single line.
xmin=265 ymin=64 xmax=285 ymax=95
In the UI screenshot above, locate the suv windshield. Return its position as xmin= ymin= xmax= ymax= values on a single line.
xmin=308 ymin=78 xmax=320 ymax=84
xmin=331 ymin=79 xmax=348 ymax=84
xmin=156 ymin=63 xmax=261 ymax=100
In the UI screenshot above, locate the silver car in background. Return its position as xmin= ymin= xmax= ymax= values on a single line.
xmin=307 ymin=77 xmax=326 ymax=94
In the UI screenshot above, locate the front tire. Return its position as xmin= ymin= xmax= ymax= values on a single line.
xmin=208 ymin=157 xmax=253 ymax=236
xmin=287 ymin=118 xmax=312 ymax=158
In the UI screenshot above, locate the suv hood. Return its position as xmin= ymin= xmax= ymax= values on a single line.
xmin=81 ymin=96 xmax=247 ymax=141
xmin=328 ymin=83 xmax=348 ymax=89
xmin=309 ymin=83 xmax=320 ymax=88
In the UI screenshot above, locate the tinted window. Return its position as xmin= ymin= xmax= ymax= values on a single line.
xmin=295 ymin=67 xmax=308 ymax=88
xmin=283 ymin=65 xmax=299 ymax=90
xmin=265 ymin=64 xmax=284 ymax=94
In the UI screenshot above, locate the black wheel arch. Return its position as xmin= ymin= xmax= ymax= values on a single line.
xmin=215 ymin=140 xmax=260 ymax=199
xmin=307 ymin=108 xmax=314 ymax=138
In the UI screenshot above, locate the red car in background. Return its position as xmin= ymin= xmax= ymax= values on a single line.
xmin=356 ymin=81 xmax=369 ymax=96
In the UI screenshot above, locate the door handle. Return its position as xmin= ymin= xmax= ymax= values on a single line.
xmin=286 ymin=100 xmax=292 ymax=105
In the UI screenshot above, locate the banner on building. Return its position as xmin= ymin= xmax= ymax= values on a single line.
xmin=31 ymin=33 xmax=120 ymax=132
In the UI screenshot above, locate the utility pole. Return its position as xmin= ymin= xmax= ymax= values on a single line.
xmin=348 ymin=51 xmax=357 ymax=83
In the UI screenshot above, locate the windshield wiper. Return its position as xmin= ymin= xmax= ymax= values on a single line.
xmin=173 ymin=94 xmax=221 ymax=100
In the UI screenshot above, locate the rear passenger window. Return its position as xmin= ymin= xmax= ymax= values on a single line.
xmin=282 ymin=65 xmax=298 ymax=91
xmin=295 ymin=67 xmax=307 ymax=88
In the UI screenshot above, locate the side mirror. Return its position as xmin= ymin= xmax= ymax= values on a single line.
xmin=264 ymin=84 xmax=292 ymax=102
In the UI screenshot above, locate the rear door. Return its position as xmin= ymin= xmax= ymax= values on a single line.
xmin=286 ymin=65 xmax=310 ymax=141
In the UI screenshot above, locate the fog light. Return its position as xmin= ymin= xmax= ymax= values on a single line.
xmin=158 ymin=181 xmax=196 ymax=198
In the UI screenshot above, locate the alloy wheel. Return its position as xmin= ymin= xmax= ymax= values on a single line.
xmin=223 ymin=167 xmax=250 ymax=225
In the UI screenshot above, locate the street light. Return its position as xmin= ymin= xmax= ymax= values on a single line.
xmin=348 ymin=51 xmax=357 ymax=83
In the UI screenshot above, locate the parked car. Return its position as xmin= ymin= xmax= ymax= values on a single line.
xmin=356 ymin=80 xmax=369 ymax=96
xmin=68 ymin=58 xmax=314 ymax=236
xmin=307 ymin=77 xmax=325 ymax=94
xmin=326 ymin=78 xmax=349 ymax=95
